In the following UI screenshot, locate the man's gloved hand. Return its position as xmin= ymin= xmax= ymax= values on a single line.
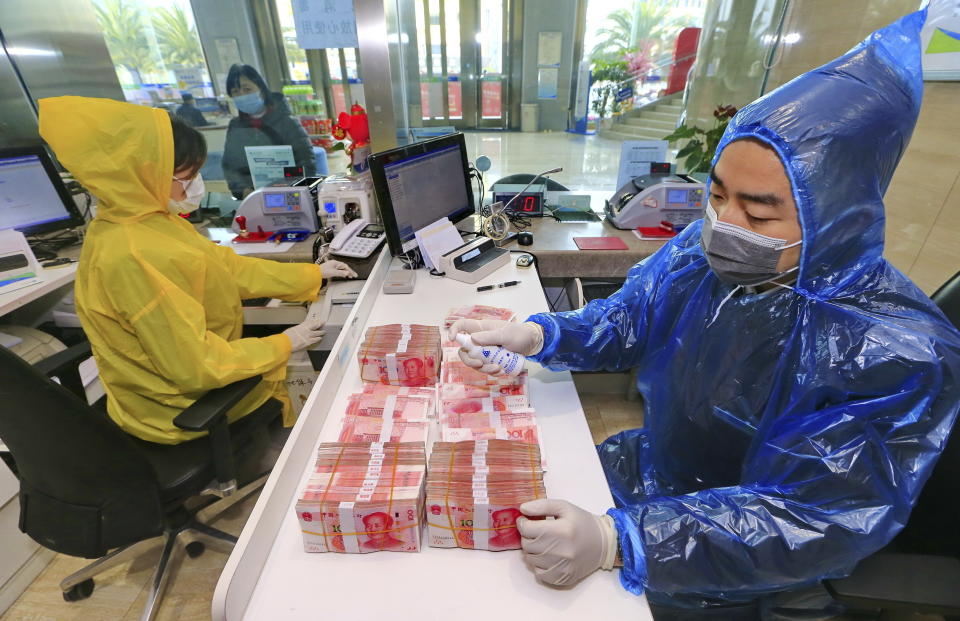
xmin=318 ymin=259 xmax=358 ymax=279
xmin=517 ymin=499 xmax=618 ymax=588
xmin=283 ymin=316 xmax=326 ymax=352
xmin=447 ymin=319 xmax=544 ymax=375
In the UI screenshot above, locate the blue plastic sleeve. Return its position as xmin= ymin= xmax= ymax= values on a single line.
xmin=608 ymin=507 xmax=648 ymax=595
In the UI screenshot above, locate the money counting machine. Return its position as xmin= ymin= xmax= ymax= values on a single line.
xmin=605 ymin=172 xmax=706 ymax=230
xmin=232 ymin=176 xmax=324 ymax=236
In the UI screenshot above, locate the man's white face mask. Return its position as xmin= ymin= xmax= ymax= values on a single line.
xmin=168 ymin=173 xmax=205 ymax=215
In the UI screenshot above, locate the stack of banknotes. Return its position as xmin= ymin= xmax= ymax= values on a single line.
xmin=439 ymin=385 xmax=539 ymax=444
xmin=426 ymin=440 xmax=545 ymax=550
xmin=357 ymin=324 xmax=441 ymax=386
xmin=296 ymin=441 xmax=427 ymax=553
xmin=439 ymin=306 xmax=542 ymax=446
xmin=338 ymin=384 xmax=433 ymax=444
xmin=443 ymin=304 xmax=516 ymax=330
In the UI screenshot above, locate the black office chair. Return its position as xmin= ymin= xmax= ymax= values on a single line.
xmin=932 ymin=269 xmax=960 ymax=331
xmin=493 ymin=173 xmax=570 ymax=192
xmin=825 ymin=270 xmax=960 ymax=618
xmin=0 ymin=342 xmax=282 ymax=620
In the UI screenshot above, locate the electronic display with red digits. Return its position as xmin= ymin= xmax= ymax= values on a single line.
xmin=491 ymin=188 xmax=545 ymax=217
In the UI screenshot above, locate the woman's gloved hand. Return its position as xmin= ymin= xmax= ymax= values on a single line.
xmin=517 ymin=499 xmax=618 ymax=588
xmin=283 ymin=316 xmax=326 ymax=352
xmin=447 ymin=319 xmax=544 ymax=375
xmin=318 ymin=260 xmax=358 ymax=279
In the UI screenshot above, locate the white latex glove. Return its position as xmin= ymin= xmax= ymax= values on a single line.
xmin=517 ymin=499 xmax=618 ymax=588
xmin=319 ymin=260 xmax=357 ymax=279
xmin=283 ymin=316 xmax=326 ymax=352
xmin=447 ymin=319 xmax=544 ymax=375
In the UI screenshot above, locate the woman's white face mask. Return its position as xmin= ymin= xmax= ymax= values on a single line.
xmin=168 ymin=173 xmax=205 ymax=214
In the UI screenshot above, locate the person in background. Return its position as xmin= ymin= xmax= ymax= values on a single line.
xmin=175 ymin=93 xmax=210 ymax=128
xmin=39 ymin=96 xmax=355 ymax=445
xmin=222 ymin=64 xmax=316 ymax=199
xmin=450 ymin=10 xmax=960 ymax=619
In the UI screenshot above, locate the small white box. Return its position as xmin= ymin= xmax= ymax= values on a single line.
xmin=382 ymin=270 xmax=415 ymax=294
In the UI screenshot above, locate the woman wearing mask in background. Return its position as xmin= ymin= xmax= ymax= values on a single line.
xmin=39 ymin=97 xmax=354 ymax=445
xmin=222 ymin=64 xmax=316 ymax=199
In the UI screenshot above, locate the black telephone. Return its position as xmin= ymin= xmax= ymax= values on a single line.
xmin=312 ymin=227 xmax=337 ymax=262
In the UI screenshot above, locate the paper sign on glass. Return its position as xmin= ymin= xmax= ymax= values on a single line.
xmin=244 ymin=145 xmax=295 ymax=190
xmin=616 ymin=140 xmax=669 ymax=190
xmin=293 ymin=0 xmax=359 ymax=50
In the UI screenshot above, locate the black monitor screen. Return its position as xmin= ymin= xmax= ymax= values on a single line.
xmin=368 ymin=133 xmax=475 ymax=256
xmin=0 ymin=146 xmax=84 ymax=236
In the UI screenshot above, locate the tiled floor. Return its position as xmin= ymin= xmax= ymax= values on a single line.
xmin=1 ymin=491 xmax=261 ymax=621
xmin=3 ymin=128 xmax=956 ymax=620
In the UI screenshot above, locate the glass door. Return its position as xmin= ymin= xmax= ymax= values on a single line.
xmin=413 ymin=0 xmax=507 ymax=129
xmin=476 ymin=0 xmax=505 ymax=128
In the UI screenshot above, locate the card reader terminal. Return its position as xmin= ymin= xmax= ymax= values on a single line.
xmin=437 ymin=237 xmax=511 ymax=284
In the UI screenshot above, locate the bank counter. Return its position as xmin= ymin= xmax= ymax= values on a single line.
xmin=212 ymin=248 xmax=653 ymax=620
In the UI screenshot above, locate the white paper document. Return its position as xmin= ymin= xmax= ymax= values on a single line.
xmin=414 ymin=218 xmax=463 ymax=270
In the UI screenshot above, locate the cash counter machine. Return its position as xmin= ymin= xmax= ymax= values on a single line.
xmin=605 ymin=171 xmax=706 ymax=231
xmin=231 ymin=174 xmax=378 ymax=240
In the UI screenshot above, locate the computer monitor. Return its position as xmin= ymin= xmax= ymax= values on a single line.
xmin=368 ymin=132 xmax=475 ymax=256
xmin=0 ymin=146 xmax=85 ymax=236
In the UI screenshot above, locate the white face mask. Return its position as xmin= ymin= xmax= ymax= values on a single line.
xmin=167 ymin=173 xmax=205 ymax=214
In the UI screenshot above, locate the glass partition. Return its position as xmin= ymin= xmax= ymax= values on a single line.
xmin=91 ymin=0 xmax=214 ymax=107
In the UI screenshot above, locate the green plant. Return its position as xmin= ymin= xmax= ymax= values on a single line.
xmin=663 ymin=105 xmax=737 ymax=173
xmin=591 ymin=2 xmax=686 ymax=62
xmin=93 ymin=0 xmax=157 ymax=84
xmin=590 ymin=59 xmax=629 ymax=121
xmin=283 ymin=33 xmax=307 ymax=66
xmin=152 ymin=5 xmax=204 ymax=68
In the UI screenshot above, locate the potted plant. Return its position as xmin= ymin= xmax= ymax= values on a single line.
xmin=590 ymin=59 xmax=629 ymax=128
xmin=663 ymin=104 xmax=738 ymax=174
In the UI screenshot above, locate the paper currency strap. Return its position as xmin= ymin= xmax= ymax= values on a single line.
xmin=303 ymin=441 xmax=419 ymax=541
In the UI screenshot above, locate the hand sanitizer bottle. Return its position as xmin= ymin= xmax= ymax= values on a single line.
xmin=455 ymin=333 xmax=525 ymax=376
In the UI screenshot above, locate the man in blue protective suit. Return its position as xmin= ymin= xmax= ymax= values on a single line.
xmin=449 ymin=9 xmax=960 ymax=619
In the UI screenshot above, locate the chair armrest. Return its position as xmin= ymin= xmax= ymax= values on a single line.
xmin=33 ymin=342 xmax=93 ymax=399
xmin=825 ymin=553 xmax=960 ymax=615
xmin=173 ymin=375 xmax=264 ymax=496
xmin=173 ymin=375 xmax=262 ymax=432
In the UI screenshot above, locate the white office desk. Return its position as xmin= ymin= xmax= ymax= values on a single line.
xmin=213 ymin=248 xmax=652 ymax=620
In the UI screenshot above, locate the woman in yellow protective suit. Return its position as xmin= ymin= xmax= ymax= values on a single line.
xmin=38 ymin=96 xmax=354 ymax=444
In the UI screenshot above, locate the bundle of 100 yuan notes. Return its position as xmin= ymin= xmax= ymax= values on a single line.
xmin=296 ymin=441 xmax=427 ymax=553
xmin=337 ymin=385 xmax=433 ymax=444
xmin=426 ymin=440 xmax=545 ymax=550
xmin=357 ymin=324 xmax=441 ymax=387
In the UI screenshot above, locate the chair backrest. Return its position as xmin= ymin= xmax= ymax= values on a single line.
xmin=932 ymin=270 xmax=960 ymax=330
xmin=493 ymin=174 xmax=570 ymax=192
xmin=894 ymin=270 xmax=960 ymax=556
xmin=0 ymin=346 xmax=163 ymax=558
